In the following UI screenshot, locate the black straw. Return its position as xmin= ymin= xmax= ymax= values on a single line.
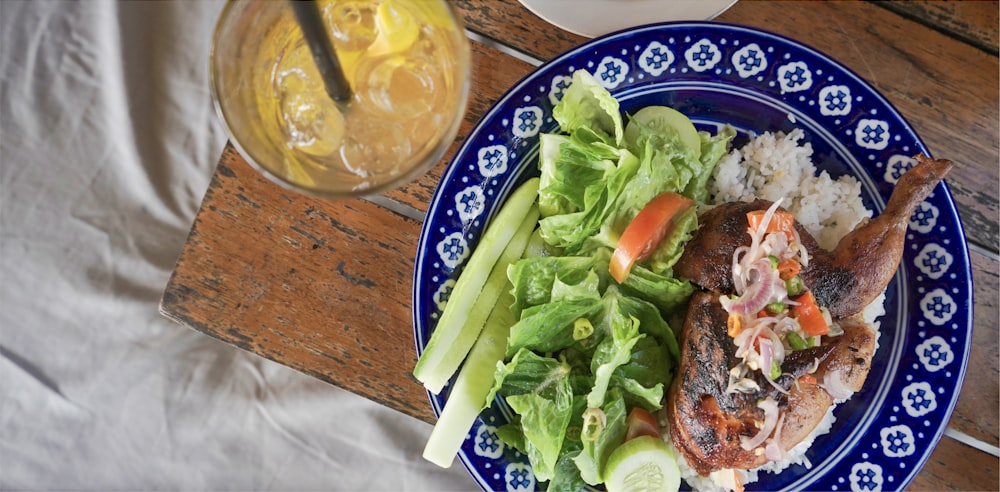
xmin=290 ymin=0 xmax=352 ymax=103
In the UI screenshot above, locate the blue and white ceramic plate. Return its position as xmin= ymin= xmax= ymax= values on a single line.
xmin=412 ymin=22 xmax=972 ymax=492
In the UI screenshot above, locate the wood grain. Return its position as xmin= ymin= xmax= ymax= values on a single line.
xmin=953 ymin=249 xmax=1000 ymax=445
xmin=907 ymin=434 xmax=1000 ymax=490
xmin=874 ymin=0 xmax=999 ymax=55
xmin=161 ymin=145 xmax=434 ymax=422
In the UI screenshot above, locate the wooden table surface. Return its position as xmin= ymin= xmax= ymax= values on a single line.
xmin=161 ymin=1 xmax=999 ymax=490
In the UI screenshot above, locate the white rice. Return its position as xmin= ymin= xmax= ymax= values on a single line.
xmin=677 ymin=129 xmax=884 ymax=491
xmin=709 ymin=129 xmax=873 ymax=251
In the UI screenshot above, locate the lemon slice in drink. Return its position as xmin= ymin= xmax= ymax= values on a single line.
xmin=369 ymin=0 xmax=420 ymax=55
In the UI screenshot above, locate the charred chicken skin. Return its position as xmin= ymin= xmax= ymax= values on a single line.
xmin=667 ymin=155 xmax=952 ymax=479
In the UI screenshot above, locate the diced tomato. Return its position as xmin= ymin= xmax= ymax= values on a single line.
xmin=791 ymin=291 xmax=829 ymax=336
xmin=609 ymin=192 xmax=694 ymax=283
xmin=747 ymin=209 xmax=797 ymax=243
xmin=776 ymin=258 xmax=801 ymax=280
xmin=624 ymin=407 xmax=662 ymax=441
xmin=798 ymin=374 xmax=817 ymax=385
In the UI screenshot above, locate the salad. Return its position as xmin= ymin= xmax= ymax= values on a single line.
xmin=414 ymin=69 xmax=736 ymax=491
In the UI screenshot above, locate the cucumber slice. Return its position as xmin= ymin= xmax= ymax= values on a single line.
xmin=414 ymin=178 xmax=540 ymax=394
xmin=604 ymin=436 xmax=681 ymax=492
xmin=624 ymin=106 xmax=701 ymax=160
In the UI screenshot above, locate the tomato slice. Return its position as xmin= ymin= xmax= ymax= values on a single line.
xmin=624 ymin=407 xmax=662 ymax=441
xmin=609 ymin=192 xmax=694 ymax=283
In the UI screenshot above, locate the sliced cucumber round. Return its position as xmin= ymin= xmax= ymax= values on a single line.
xmin=624 ymin=106 xmax=701 ymax=159
xmin=604 ymin=436 xmax=681 ymax=492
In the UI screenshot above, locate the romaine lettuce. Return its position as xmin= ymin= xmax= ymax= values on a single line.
xmin=573 ymin=388 xmax=628 ymax=485
xmin=505 ymin=390 xmax=573 ymax=482
xmin=537 ymin=141 xmax=639 ymax=254
xmin=552 ymin=70 xmax=624 ymax=146
xmin=586 ymin=287 xmax=644 ymax=409
xmin=486 ymin=69 xmax=736 ymax=489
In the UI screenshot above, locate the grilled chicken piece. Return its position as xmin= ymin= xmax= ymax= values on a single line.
xmin=676 ymin=154 xmax=953 ymax=319
xmin=801 ymin=155 xmax=953 ymax=319
xmin=667 ymin=292 xmax=838 ymax=475
xmin=667 ymin=295 xmax=877 ymax=476
xmin=778 ymin=317 xmax=877 ymax=440
xmin=668 ymin=155 xmax=951 ymax=478
xmin=674 ymin=200 xmax=822 ymax=295
xmin=667 ymin=291 xmax=760 ymax=476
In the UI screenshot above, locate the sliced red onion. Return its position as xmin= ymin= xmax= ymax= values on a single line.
xmin=827 ymin=321 xmax=845 ymax=337
xmin=765 ymin=442 xmax=787 ymax=461
xmin=722 ymin=259 xmax=779 ymax=315
xmin=791 ymin=227 xmax=809 ymax=268
xmin=726 ymin=363 xmax=761 ymax=394
xmin=745 ymin=225 xmax=763 ymax=267
xmin=732 ymin=246 xmax=750 ymax=293
xmin=741 ymin=397 xmax=779 ymax=451
xmin=765 ymin=414 xmax=789 ymax=462
xmin=734 ymin=322 xmax=762 ymax=359
xmin=758 ymin=336 xmax=774 ymax=377
xmin=752 ymin=199 xmax=784 ymax=242
xmin=766 ymin=326 xmax=786 ymax=369
xmin=822 ymin=371 xmax=855 ymax=401
xmin=773 ymin=316 xmax=799 ymax=337
xmin=772 ymin=272 xmax=790 ymax=301
xmin=761 ymin=231 xmax=789 ymax=258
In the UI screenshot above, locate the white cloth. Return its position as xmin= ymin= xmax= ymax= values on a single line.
xmin=0 ymin=1 xmax=471 ymax=489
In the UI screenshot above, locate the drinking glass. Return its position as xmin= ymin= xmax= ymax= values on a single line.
xmin=210 ymin=0 xmax=470 ymax=197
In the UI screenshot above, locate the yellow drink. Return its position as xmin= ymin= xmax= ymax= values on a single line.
xmin=211 ymin=0 xmax=470 ymax=196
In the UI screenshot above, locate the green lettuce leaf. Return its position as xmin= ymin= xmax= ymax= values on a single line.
xmin=586 ymin=286 xmax=644 ymax=409
xmin=619 ymin=263 xmax=696 ymax=318
xmin=507 ymin=255 xmax=602 ymax=316
xmin=550 ymin=269 xmax=603 ymax=304
xmin=491 ymin=348 xmax=572 ymax=401
xmin=537 ymin=146 xmax=639 ymax=253
xmin=602 ymin=283 xmax=679 ymax=359
xmin=552 ymin=70 xmax=623 ymax=146
xmin=537 ymin=133 xmax=617 ymax=219
xmin=495 ymin=420 xmax=526 ymax=453
xmin=490 ymin=350 xmax=575 ymax=482
xmin=573 ymin=388 xmax=628 ymax=485
xmin=506 ymin=268 xmax=606 ymax=357
xmin=610 ymin=375 xmax=664 ymax=412
xmin=547 ymin=395 xmax=589 ymax=492
xmin=536 ymin=70 xmax=640 ymax=254
xmin=686 ymin=125 xmax=737 ymax=203
xmin=611 ymin=337 xmax=674 ymax=411
xmin=547 ymin=442 xmax=586 ymax=492
xmin=506 ymin=299 xmax=603 ymax=357
xmin=506 ymin=391 xmax=573 ymax=483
